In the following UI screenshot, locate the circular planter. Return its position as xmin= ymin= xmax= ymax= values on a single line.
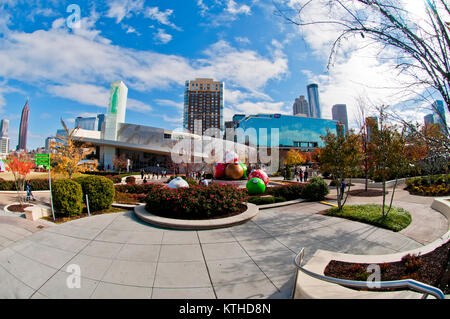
xmin=4 ymin=203 xmax=35 ymax=214
xmin=134 ymin=203 xmax=259 ymax=230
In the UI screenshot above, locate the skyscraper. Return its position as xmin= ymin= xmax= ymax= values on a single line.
xmin=432 ymin=100 xmax=447 ymax=133
xmin=332 ymin=104 xmax=349 ymax=133
xmin=17 ymin=100 xmax=30 ymax=152
xmin=424 ymin=114 xmax=435 ymax=126
xmin=307 ymin=84 xmax=321 ymax=119
xmin=0 ymin=119 xmax=10 ymax=157
xmin=293 ymin=96 xmax=309 ymax=117
xmin=183 ymin=78 xmax=224 ymax=137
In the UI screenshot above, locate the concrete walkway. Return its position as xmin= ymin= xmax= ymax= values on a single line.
xmin=0 ymin=201 xmax=425 ymax=299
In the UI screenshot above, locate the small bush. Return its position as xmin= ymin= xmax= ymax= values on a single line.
xmin=105 ymin=175 xmax=122 ymax=184
xmin=75 ymin=176 xmax=115 ymax=212
xmin=248 ymin=196 xmax=276 ymax=205
xmin=406 ymin=174 xmax=450 ymax=196
xmin=52 ymin=179 xmax=83 ymax=217
xmin=125 ymin=176 xmax=136 ymax=184
xmin=402 ymin=254 xmax=423 ymax=272
xmin=266 ymin=183 xmax=305 ymax=200
xmin=302 ymin=177 xmax=329 ymax=201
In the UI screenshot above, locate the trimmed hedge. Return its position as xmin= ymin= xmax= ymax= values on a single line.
xmin=0 ymin=178 xmax=50 ymax=191
xmin=266 ymin=183 xmax=305 ymax=200
xmin=105 ymin=175 xmax=122 ymax=184
xmin=125 ymin=176 xmax=136 ymax=184
xmin=302 ymin=177 xmax=329 ymax=201
xmin=75 ymin=176 xmax=115 ymax=212
xmin=52 ymin=179 xmax=83 ymax=217
xmin=406 ymin=174 xmax=450 ymax=196
xmin=248 ymin=196 xmax=286 ymax=205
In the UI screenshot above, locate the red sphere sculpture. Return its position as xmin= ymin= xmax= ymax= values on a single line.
xmin=248 ymin=170 xmax=269 ymax=186
xmin=214 ymin=163 xmax=227 ymax=179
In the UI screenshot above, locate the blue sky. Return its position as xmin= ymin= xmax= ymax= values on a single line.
xmin=0 ymin=0 xmax=446 ymax=150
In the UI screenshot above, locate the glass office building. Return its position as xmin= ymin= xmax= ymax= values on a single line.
xmin=307 ymin=84 xmax=321 ymax=119
xmin=235 ymin=114 xmax=340 ymax=150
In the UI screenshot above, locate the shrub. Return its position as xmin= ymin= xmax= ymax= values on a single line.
xmin=106 ymin=175 xmax=122 ymax=184
xmin=406 ymin=174 xmax=450 ymax=196
xmin=402 ymin=254 xmax=423 ymax=272
xmin=302 ymin=177 xmax=329 ymax=201
xmin=75 ymin=176 xmax=115 ymax=212
xmin=125 ymin=176 xmax=136 ymax=184
xmin=115 ymin=192 xmax=147 ymax=204
xmin=145 ymin=184 xmax=248 ymax=219
xmin=248 ymin=196 xmax=275 ymax=205
xmin=0 ymin=178 xmax=15 ymax=191
xmin=266 ymin=183 xmax=305 ymax=200
xmin=115 ymin=183 xmax=160 ymax=194
xmin=52 ymin=179 xmax=83 ymax=217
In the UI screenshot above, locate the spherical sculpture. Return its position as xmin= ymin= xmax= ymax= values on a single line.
xmin=224 ymin=151 xmax=239 ymax=164
xmin=167 ymin=177 xmax=189 ymax=189
xmin=214 ymin=163 xmax=227 ymax=179
xmin=239 ymin=162 xmax=248 ymax=179
xmin=246 ymin=178 xmax=266 ymax=195
xmin=248 ymin=170 xmax=269 ymax=186
xmin=225 ymin=162 xmax=244 ymax=180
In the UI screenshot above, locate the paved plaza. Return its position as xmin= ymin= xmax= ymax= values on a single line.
xmin=1 ymin=184 xmax=447 ymax=299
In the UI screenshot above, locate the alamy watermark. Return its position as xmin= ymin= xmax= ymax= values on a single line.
xmin=66 ymin=4 xmax=81 ymax=29
xmin=66 ymin=264 xmax=81 ymax=289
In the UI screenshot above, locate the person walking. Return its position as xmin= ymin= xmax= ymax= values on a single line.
xmin=340 ymin=181 xmax=347 ymax=200
xmin=25 ymin=181 xmax=36 ymax=201
xmin=143 ymin=177 xmax=147 ymax=184
xmin=304 ymin=168 xmax=309 ymax=183
xmin=141 ymin=169 xmax=144 ymax=180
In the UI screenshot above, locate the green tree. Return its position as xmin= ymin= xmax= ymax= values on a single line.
xmin=319 ymin=131 xmax=362 ymax=210
xmin=370 ymin=106 xmax=410 ymax=217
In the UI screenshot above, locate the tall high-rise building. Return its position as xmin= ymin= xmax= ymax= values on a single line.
xmin=17 ymin=100 xmax=30 ymax=151
xmin=424 ymin=114 xmax=435 ymax=126
xmin=332 ymin=104 xmax=349 ymax=133
xmin=307 ymin=84 xmax=321 ymax=119
xmin=183 ymin=78 xmax=224 ymax=137
xmin=0 ymin=119 xmax=10 ymax=157
xmin=293 ymin=96 xmax=309 ymax=117
xmin=432 ymin=100 xmax=447 ymax=133
xmin=45 ymin=137 xmax=56 ymax=153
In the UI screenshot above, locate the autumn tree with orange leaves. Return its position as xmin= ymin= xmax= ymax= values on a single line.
xmin=5 ymin=155 xmax=35 ymax=206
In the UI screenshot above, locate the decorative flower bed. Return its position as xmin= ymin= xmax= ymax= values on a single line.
xmin=406 ymin=175 xmax=450 ymax=196
xmin=145 ymin=184 xmax=248 ymax=220
xmin=324 ymin=240 xmax=450 ymax=295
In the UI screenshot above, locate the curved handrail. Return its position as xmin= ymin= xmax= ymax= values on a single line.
xmin=294 ymin=248 xmax=445 ymax=300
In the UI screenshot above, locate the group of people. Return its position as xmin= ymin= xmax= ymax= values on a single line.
xmin=140 ymin=169 xmax=168 ymax=184
xmin=294 ymin=167 xmax=310 ymax=183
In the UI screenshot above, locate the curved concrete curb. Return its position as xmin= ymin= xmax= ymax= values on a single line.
xmin=134 ymin=203 xmax=259 ymax=230
xmin=4 ymin=203 xmax=35 ymax=215
xmin=112 ymin=202 xmax=143 ymax=209
xmin=431 ymin=197 xmax=450 ymax=229
xmin=293 ymin=198 xmax=450 ymax=299
xmin=258 ymin=198 xmax=307 ymax=210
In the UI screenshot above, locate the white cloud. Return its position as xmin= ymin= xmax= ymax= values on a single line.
xmin=47 ymin=83 xmax=152 ymax=113
xmin=153 ymin=28 xmax=172 ymax=44
xmin=155 ymin=99 xmax=184 ymax=109
xmin=106 ymin=0 xmax=145 ymax=23
xmin=145 ymin=7 xmax=181 ymax=31
xmin=235 ymin=36 xmax=250 ymax=44
xmin=225 ymin=0 xmax=251 ymax=15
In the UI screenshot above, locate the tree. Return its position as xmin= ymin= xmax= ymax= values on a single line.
xmin=370 ymin=106 xmax=410 ymax=217
xmin=51 ymin=119 xmax=97 ymax=179
xmin=276 ymin=0 xmax=450 ymax=123
xmin=285 ymin=149 xmax=306 ymax=166
xmin=319 ymin=131 xmax=362 ymax=210
xmin=5 ymin=155 xmax=35 ymax=206
xmin=113 ymin=154 xmax=128 ymax=174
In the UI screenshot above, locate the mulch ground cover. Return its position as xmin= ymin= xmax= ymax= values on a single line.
xmin=324 ymin=240 xmax=450 ymax=295
xmin=7 ymin=204 xmax=33 ymax=213
xmin=347 ymin=189 xmax=388 ymax=197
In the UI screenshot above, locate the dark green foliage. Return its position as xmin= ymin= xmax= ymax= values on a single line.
xmin=302 ymin=177 xmax=329 ymax=201
xmin=0 ymin=178 xmax=50 ymax=191
xmin=52 ymin=179 xmax=83 ymax=217
xmin=266 ymin=184 xmax=305 ymax=200
xmin=75 ymin=176 xmax=115 ymax=212
xmin=248 ymin=196 xmax=287 ymax=205
xmin=145 ymin=184 xmax=248 ymax=219
xmin=105 ymin=175 xmax=122 ymax=184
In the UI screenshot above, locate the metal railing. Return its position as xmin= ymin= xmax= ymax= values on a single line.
xmin=293 ymin=248 xmax=445 ymax=300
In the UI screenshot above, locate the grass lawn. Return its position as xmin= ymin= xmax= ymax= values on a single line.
xmin=324 ymin=204 xmax=412 ymax=232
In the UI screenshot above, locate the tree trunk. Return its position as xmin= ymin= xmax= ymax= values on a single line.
xmin=382 ymin=179 xmax=387 ymax=217
xmin=387 ymin=178 xmax=398 ymax=217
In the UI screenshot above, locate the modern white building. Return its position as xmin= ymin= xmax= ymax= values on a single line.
xmin=69 ymin=81 xmax=255 ymax=172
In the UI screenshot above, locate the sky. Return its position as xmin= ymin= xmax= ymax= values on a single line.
xmin=0 ymin=0 xmax=448 ymax=150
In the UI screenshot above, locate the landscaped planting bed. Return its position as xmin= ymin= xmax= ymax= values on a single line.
xmin=323 ymin=204 xmax=412 ymax=232
xmin=347 ymin=189 xmax=387 ymax=197
xmin=145 ymin=184 xmax=248 ymax=220
xmin=406 ymin=175 xmax=450 ymax=196
xmin=324 ymin=240 xmax=450 ymax=295
xmin=7 ymin=204 xmax=33 ymax=213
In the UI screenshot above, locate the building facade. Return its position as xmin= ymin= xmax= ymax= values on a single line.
xmin=235 ymin=114 xmax=340 ymax=149
xmin=293 ymin=96 xmax=310 ymax=117
xmin=75 ymin=117 xmax=98 ymax=131
xmin=332 ymin=104 xmax=349 ymax=133
xmin=432 ymin=100 xmax=447 ymax=133
xmin=307 ymin=84 xmax=321 ymax=119
xmin=424 ymin=114 xmax=435 ymax=126
xmin=17 ymin=100 xmax=30 ymax=151
xmin=183 ymin=78 xmax=224 ymax=137
xmin=0 ymin=119 xmax=9 ymax=158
